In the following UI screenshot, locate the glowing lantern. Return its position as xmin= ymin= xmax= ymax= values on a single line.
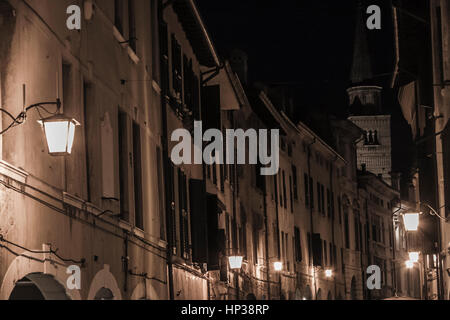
xmin=403 ymin=213 xmax=419 ymax=231
xmin=38 ymin=115 xmax=80 ymax=155
xmin=228 ymin=256 xmax=243 ymax=270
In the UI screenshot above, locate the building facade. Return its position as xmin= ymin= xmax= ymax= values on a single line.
xmin=0 ymin=0 xmax=422 ymax=300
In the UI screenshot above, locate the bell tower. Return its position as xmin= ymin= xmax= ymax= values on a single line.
xmin=347 ymin=2 xmax=392 ymax=185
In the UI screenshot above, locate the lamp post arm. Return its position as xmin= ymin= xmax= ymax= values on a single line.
xmin=0 ymin=99 xmax=61 ymax=136
xmin=421 ymin=203 xmax=447 ymax=222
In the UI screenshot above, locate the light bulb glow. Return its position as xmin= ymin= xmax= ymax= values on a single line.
xmin=228 ymin=256 xmax=243 ymax=270
xmin=274 ymin=261 xmax=283 ymax=272
xmin=405 ymin=260 xmax=414 ymax=269
xmin=39 ymin=115 xmax=80 ymax=155
xmin=409 ymin=252 xmax=419 ymax=263
xmin=403 ymin=213 xmax=419 ymax=231
xmin=325 ymin=269 xmax=333 ymax=278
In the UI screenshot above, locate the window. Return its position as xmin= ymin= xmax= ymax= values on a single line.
xmin=304 ymin=174 xmax=309 ymax=207
xmin=128 ymin=0 xmax=136 ymax=52
xmin=294 ymin=227 xmax=302 ymax=262
xmin=114 ymin=0 xmax=125 ymax=34
xmin=160 ymin=21 xmax=169 ymax=95
xmin=151 ymin=0 xmax=160 ymax=83
xmin=329 ymin=242 xmax=333 ymax=265
xmin=289 ymin=175 xmax=293 ymax=213
xmin=255 ymin=163 xmax=265 ymax=191
xmin=133 ymin=122 xmax=143 ymax=230
xmin=321 ymin=185 xmax=325 ymax=215
xmin=344 ymin=205 xmax=350 ymax=249
xmin=285 ymin=233 xmax=289 ymax=271
xmin=355 ymin=217 xmax=360 ymax=251
xmin=282 ymin=170 xmax=287 ymax=209
xmin=331 ymin=192 xmax=335 ymax=220
xmin=292 ymin=165 xmax=298 ymax=200
xmin=372 ymin=216 xmax=382 ymax=243
xmin=253 ymin=230 xmax=259 ymax=265
xmin=317 ymin=182 xmax=321 ymax=213
xmin=177 ymin=169 xmax=189 ymax=258
xmin=338 ymin=196 xmax=342 ymax=224
xmin=156 ymin=147 xmax=165 ymax=240
xmin=309 ymin=177 xmax=314 ymax=209
xmin=118 ymin=110 xmax=129 ymax=222
xmin=279 ymin=174 xmax=283 ymax=205
xmin=171 ymin=35 xmax=182 ymax=99
xmin=327 ymin=189 xmax=331 ymax=217
xmin=307 ymin=233 xmax=312 ymax=265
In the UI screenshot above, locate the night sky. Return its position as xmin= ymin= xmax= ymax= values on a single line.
xmin=197 ymin=0 xmax=396 ymax=111
xmin=196 ymin=0 xmax=419 ymax=189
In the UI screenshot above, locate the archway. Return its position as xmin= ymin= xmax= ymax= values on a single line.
xmin=295 ymin=288 xmax=302 ymax=300
xmin=9 ymin=273 xmax=70 ymax=300
xmin=131 ymin=281 xmax=160 ymax=300
xmin=304 ymin=285 xmax=312 ymax=300
xmin=94 ymin=287 xmax=114 ymax=300
xmin=316 ymin=288 xmax=322 ymax=300
xmin=246 ymin=293 xmax=256 ymax=300
xmin=87 ymin=265 xmax=122 ymax=300
xmin=1 ymin=255 xmax=81 ymax=300
xmin=351 ymin=276 xmax=358 ymax=300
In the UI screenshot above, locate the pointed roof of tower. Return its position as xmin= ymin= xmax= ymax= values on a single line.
xmin=350 ymin=2 xmax=373 ymax=84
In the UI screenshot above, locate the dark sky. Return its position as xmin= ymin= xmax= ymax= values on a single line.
xmin=196 ymin=0 xmax=418 ymax=187
xmin=196 ymin=0 xmax=395 ymax=102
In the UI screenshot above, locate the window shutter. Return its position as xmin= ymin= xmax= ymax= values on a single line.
xmin=206 ymin=194 xmax=221 ymax=270
xmin=189 ymin=179 xmax=208 ymax=263
xmin=312 ymin=233 xmax=323 ymax=267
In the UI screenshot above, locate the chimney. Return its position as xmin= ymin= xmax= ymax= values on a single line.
xmin=230 ymin=49 xmax=248 ymax=85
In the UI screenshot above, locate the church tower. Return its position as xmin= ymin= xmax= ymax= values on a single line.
xmin=347 ymin=2 xmax=392 ymax=185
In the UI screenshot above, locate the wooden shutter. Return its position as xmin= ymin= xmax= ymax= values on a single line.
xmin=312 ymin=233 xmax=323 ymax=267
xmin=189 ymin=179 xmax=208 ymax=263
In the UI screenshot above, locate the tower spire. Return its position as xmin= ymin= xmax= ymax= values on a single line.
xmin=350 ymin=1 xmax=373 ymax=84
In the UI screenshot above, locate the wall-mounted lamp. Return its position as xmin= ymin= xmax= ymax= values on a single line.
xmin=0 ymin=98 xmax=80 ymax=156
xmin=403 ymin=213 xmax=420 ymax=231
xmin=228 ymin=255 xmax=243 ymax=270
xmin=274 ymin=261 xmax=283 ymax=272
xmin=38 ymin=113 xmax=80 ymax=155
xmin=408 ymin=252 xmax=420 ymax=263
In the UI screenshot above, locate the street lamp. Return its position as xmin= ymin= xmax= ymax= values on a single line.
xmin=403 ymin=213 xmax=420 ymax=231
xmin=38 ymin=114 xmax=80 ymax=155
xmin=409 ymin=252 xmax=420 ymax=263
xmin=274 ymin=261 xmax=283 ymax=272
xmin=228 ymin=255 xmax=243 ymax=270
xmin=0 ymin=98 xmax=80 ymax=156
